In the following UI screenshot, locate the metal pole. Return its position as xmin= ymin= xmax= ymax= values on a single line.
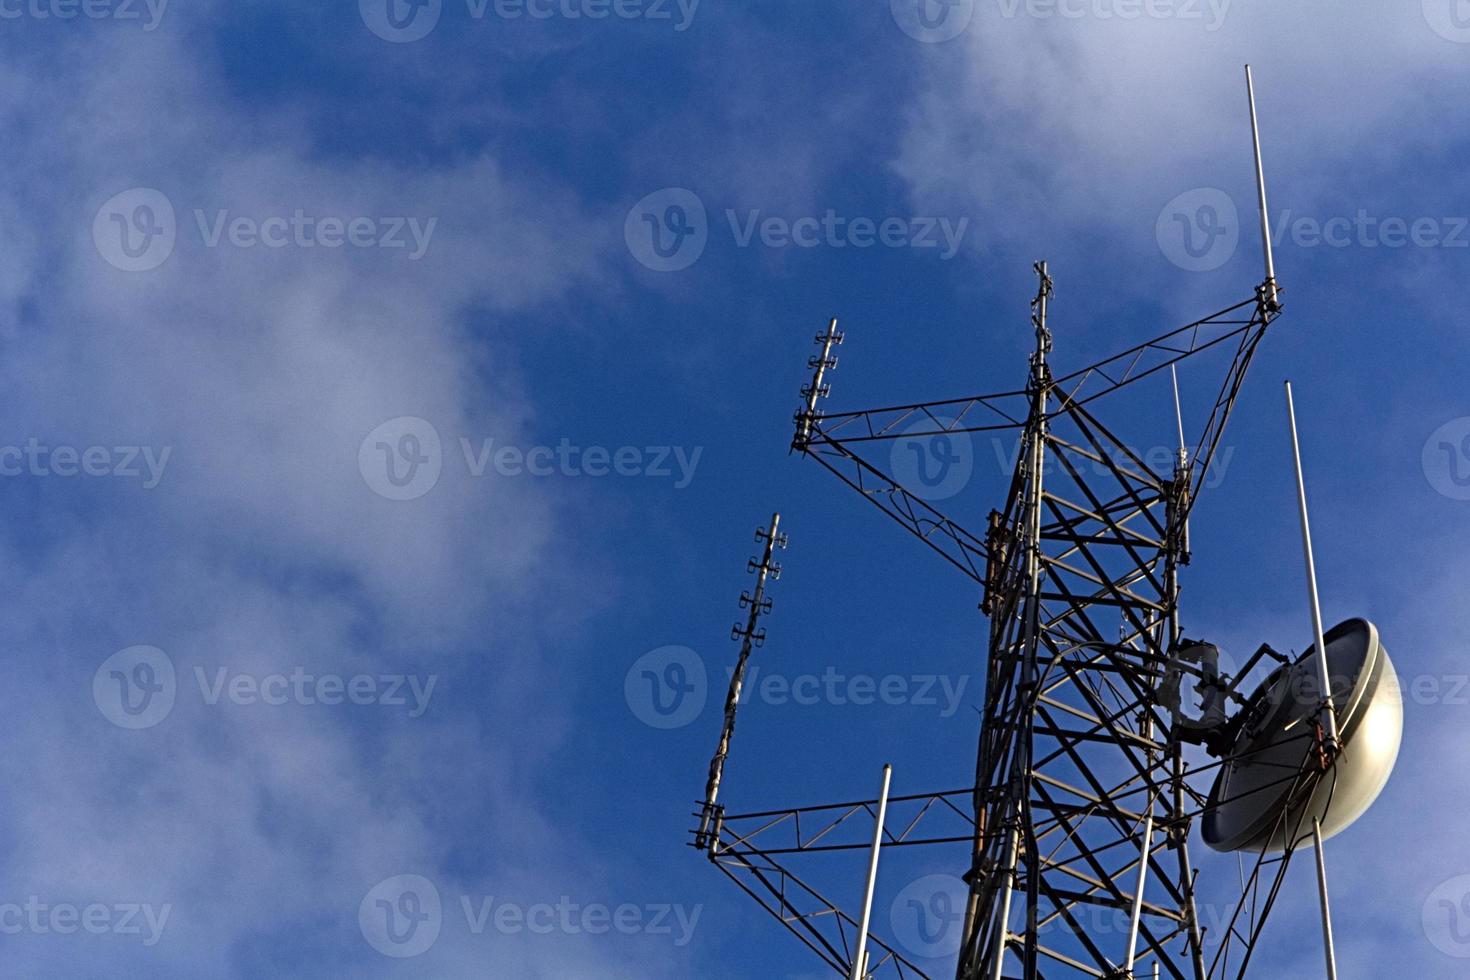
xmin=1245 ymin=66 xmax=1279 ymax=309
xmin=851 ymin=764 xmax=893 ymax=980
xmin=1284 ymin=382 xmax=1340 ymax=749
xmin=1312 ymin=818 xmax=1340 ymax=980
xmin=697 ymin=513 xmax=783 ymax=850
xmin=986 ymin=826 xmax=1021 ymax=980
xmin=1171 ymin=365 xmax=1188 ymax=470
xmin=795 ymin=319 xmax=842 ymax=450
xmin=1123 ymin=741 xmax=1156 ymax=977
xmin=1286 ymin=384 xmax=1341 ymax=980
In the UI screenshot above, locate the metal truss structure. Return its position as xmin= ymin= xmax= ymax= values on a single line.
xmin=684 ymin=67 xmax=1369 ymax=980
xmin=686 ymin=254 xmax=1342 ymax=978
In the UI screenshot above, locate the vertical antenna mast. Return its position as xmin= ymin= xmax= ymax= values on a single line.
xmin=1171 ymin=365 xmax=1188 ymax=469
xmin=1246 ymin=65 xmax=1280 ymax=310
xmin=1284 ymin=383 xmax=1340 ymax=749
xmin=694 ymin=513 xmax=786 ymax=851
xmin=794 ymin=320 xmax=843 ymax=452
xmin=1284 ymin=381 xmax=1342 ymax=980
xmin=850 ymin=764 xmax=893 ymax=980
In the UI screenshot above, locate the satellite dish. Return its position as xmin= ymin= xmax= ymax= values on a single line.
xmin=1202 ymin=618 xmax=1403 ymax=853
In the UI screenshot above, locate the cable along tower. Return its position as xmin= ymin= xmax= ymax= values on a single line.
xmin=690 ymin=68 xmax=1402 ymax=980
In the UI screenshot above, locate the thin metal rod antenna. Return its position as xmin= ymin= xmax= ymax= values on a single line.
xmin=1171 ymin=365 xmax=1188 ymax=468
xmin=1312 ymin=818 xmax=1340 ymax=980
xmin=850 ymin=764 xmax=893 ymax=980
xmin=1286 ymin=382 xmax=1342 ymax=980
xmin=1246 ymin=65 xmax=1280 ymax=309
xmin=1122 ymin=740 xmax=1157 ymax=978
xmin=1284 ymin=382 xmax=1340 ymax=748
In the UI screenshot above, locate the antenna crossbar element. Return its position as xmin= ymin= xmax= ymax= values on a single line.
xmin=698 ymin=787 xmax=983 ymax=979
xmin=793 ymin=293 xmax=1275 ymax=598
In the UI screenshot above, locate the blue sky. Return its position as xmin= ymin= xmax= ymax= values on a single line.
xmin=0 ymin=0 xmax=1468 ymax=976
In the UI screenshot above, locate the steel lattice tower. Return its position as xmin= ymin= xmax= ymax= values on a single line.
xmin=688 ymin=70 xmax=1349 ymax=980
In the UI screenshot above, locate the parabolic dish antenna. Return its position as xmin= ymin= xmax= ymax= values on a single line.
xmin=1203 ymin=618 xmax=1403 ymax=853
